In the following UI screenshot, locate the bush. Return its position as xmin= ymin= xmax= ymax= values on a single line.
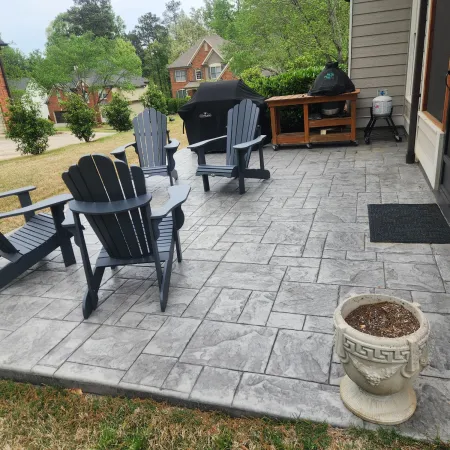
xmin=241 ymin=67 xmax=322 ymax=132
xmin=61 ymin=94 xmax=96 ymax=142
xmin=140 ymin=83 xmax=168 ymax=115
xmin=5 ymin=95 xmax=55 ymax=155
xmin=102 ymin=93 xmax=133 ymax=132
xmin=166 ymin=97 xmax=190 ymax=115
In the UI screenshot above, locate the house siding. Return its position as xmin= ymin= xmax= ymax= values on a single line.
xmin=350 ymin=0 xmax=413 ymax=128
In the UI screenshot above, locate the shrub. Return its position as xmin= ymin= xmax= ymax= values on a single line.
xmin=5 ymin=95 xmax=55 ymax=155
xmin=241 ymin=67 xmax=322 ymax=131
xmin=61 ymin=94 xmax=96 ymax=142
xmin=140 ymin=83 xmax=168 ymax=115
xmin=102 ymin=93 xmax=133 ymax=132
xmin=166 ymin=97 xmax=190 ymax=115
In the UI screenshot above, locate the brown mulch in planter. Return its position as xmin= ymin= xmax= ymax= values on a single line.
xmin=344 ymin=302 xmax=420 ymax=338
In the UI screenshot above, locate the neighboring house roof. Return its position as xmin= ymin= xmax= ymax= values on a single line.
xmin=167 ymin=34 xmax=228 ymax=69
xmin=8 ymin=77 xmax=30 ymax=91
xmin=54 ymin=74 xmax=148 ymax=91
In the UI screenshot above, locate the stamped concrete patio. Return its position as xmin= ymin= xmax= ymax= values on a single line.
xmin=0 ymin=140 xmax=449 ymax=441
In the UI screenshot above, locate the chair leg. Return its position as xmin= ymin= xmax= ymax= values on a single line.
xmin=202 ymin=175 xmax=210 ymax=192
xmin=237 ymin=150 xmax=247 ymax=194
xmin=174 ymin=228 xmax=182 ymax=262
xmin=82 ymin=266 xmax=105 ymax=319
xmin=51 ymin=204 xmax=76 ymax=267
xmin=160 ymin=238 xmax=175 ymax=312
xmin=238 ymin=170 xmax=246 ymax=195
xmin=171 ymin=169 xmax=178 ymax=181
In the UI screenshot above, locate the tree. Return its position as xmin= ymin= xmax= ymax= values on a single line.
xmin=48 ymin=0 xmax=124 ymax=40
xmin=1 ymin=45 xmax=30 ymax=80
xmin=163 ymin=0 xmax=181 ymax=26
xmin=62 ymin=93 xmax=96 ymax=142
xmin=168 ymin=9 xmax=209 ymax=61
xmin=102 ymin=93 xmax=133 ymax=132
xmin=5 ymin=95 xmax=55 ymax=155
xmin=127 ymin=12 xmax=171 ymax=93
xmin=33 ymin=34 xmax=142 ymax=104
xmin=140 ymin=83 xmax=168 ymax=115
xmin=223 ymin=0 xmax=349 ymax=74
xmin=203 ymin=0 xmax=236 ymax=40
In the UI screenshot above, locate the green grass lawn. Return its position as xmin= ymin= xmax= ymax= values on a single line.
xmin=0 ymin=380 xmax=447 ymax=450
xmin=0 ymin=115 xmax=188 ymax=235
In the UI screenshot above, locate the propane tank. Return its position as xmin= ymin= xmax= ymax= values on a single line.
xmin=372 ymin=95 xmax=393 ymax=117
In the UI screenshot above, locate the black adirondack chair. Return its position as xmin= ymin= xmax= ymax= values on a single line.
xmin=0 ymin=186 xmax=76 ymax=289
xmin=62 ymin=154 xmax=190 ymax=319
xmin=188 ymin=99 xmax=270 ymax=194
xmin=111 ymin=108 xmax=179 ymax=185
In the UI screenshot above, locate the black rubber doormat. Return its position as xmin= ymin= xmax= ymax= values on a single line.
xmin=368 ymin=204 xmax=450 ymax=243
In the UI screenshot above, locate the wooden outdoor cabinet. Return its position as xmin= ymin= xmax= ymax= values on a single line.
xmin=266 ymin=90 xmax=360 ymax=150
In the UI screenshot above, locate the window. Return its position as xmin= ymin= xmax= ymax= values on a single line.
xmin=209 ymin=64 xmax=223 ymax=80
xmin=422 ymin=0 xmax=450 ymax=127
xmin=195 ymin=69 xmax=202 ymax=81
xmin=176 ymin=89 xmax=187 ymax=99
xmin=98 ymin=90 xmax=108 ymax=103
xmin=175 ymin=70 xmax=186 ymax=82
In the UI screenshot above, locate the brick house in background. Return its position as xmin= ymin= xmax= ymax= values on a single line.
xmin=0 ymin=39 xmax=11 ymax=134
xmin=48 ymin=75 xmax=147 ymax=123
xmin=167 ymin=34 xmax=236 ymax=98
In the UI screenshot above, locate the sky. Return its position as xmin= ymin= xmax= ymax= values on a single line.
xmin=0 ymin=0 xmax=205 ymax=54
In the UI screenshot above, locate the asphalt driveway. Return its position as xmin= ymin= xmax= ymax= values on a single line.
xmin=0 ymin=132 xmax=115 ymax=160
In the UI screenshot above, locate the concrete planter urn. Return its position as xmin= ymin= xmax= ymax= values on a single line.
xmin=334 ymin=294 xmax=430 ymax=425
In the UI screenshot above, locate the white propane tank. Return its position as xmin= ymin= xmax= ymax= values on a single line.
xmin=372 ymin=95 xmax=393 ymax=117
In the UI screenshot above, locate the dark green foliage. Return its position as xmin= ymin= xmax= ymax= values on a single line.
xmin=242 ymin=66 xmax=322 ymax=98
xmin=5 ymin=95 xmax=55 ymax=155
xmin=203 ymin=0 xmax=236 ymax=40
xmin=127 ymin=12 xmax=171 ymax=95
xmin=166 ymin=97 xmax=190 ymax=115
xmin=50 ymin=0 xmax=124 ymax=40
xmin=242 ymin=66 xmax=322 ymax=132
xmin=102 ymin=94 xmax=133 ymax=132
xmin=1 ymin=46 xmax=31 ymax=80
xmin=61 ymin=94 xmax=96 ymax=142
xmin=140 ymin=83 xmax=168 ymax=115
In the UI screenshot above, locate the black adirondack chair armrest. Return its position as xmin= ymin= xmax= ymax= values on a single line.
xmin=0 ymin=186 xmax=36 ymax=199
xmin=0 ymin=194 xmax=73 ymax=219
xmin=188 ymin=135 xmax=227 ymax=152
xmin=69 ymin=193 xmax=153 ymax=216
xmin=233 ymin=135 xmax=267 ymax=151
xmin=151 ymin=185 xmax=191 ymax=219
xmin=110 ymin=142 xmax=137 ymax=161
xmin=165 ymin=139 xmax=180 ymax=152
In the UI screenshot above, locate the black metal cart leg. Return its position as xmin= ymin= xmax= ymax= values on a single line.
xmin=386 ymin=116 xmax=402 ymax=142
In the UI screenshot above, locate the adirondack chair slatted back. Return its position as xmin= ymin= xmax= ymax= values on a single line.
xmin=133 ymin=108 xmax=168 ymax=169
xmin=226 ymin=99 xmax=260 ymax=166
xmin=63 ymin=154 xmax=155 ymax=260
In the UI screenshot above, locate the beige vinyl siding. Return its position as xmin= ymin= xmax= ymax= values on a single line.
xmin=350 ymin=0 xmax=412 ymax=128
